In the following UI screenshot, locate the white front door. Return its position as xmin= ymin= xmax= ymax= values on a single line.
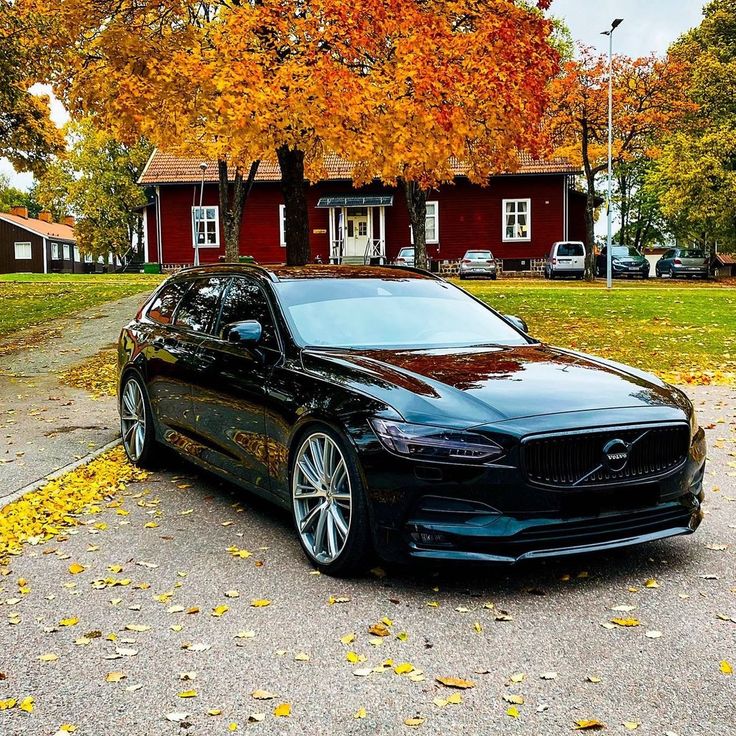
xmin=344 ymin=208 xmax=370 ymax=259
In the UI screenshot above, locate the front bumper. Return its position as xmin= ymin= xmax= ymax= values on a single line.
xmin=357 ymin=420 xmax=706 ymax=565
xmin=612 ymin=263 xmax=649 ymax=277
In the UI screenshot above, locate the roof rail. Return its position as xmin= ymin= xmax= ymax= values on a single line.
xmin=173 ymin=262 xmax=280 ymax=282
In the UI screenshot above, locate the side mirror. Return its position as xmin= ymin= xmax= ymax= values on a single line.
xmin=505 ymin=315 xmax=529 ymax=334
xmin=221 ymin=320 xmax=263 ymax=346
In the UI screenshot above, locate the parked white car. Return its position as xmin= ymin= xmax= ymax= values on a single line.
xmin=544 ymin=241 xmax=586 ymax=280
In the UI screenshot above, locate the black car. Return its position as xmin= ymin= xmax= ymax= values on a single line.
xmin=596 ymin=246 xmax=651 ymax=279
xmin=118 ymin=265 xmax=705 ymax=575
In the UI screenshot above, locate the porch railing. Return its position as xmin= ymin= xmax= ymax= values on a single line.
xmin=364 ymin=238 xmax=386 ymax=265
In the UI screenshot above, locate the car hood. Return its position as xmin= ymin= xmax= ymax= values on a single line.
xmin=301 ymin=344 xmax=690 ymax=427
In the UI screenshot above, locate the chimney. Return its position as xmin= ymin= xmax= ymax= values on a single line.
xmin=63 ymin=215 xmax=75 ymax=228
xmin=10 ymin=205 xmax=28 ymax=219
xmin=39 ymin=210 xmax=53 ymax=223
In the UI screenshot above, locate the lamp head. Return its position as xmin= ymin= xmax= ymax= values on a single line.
xmin=199 ymin=162 xmax=208 ymax=172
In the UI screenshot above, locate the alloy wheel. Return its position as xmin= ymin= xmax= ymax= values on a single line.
xmin=293 ymin=432 xmax=352 ymax=564
xmin=120 ymin=379 xmax=147 ymax=462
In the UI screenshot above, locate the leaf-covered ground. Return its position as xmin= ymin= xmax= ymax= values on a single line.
xmin=0 ymin=386 xmax=734 ymax=735
xmin=462 ymin=279 xmax=736 ymax=385
xmin=58 ymin=349 xmax=118 ymax=399
xmin=0 ymin=274 xmax=163 ymax=338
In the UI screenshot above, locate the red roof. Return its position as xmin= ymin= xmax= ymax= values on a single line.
xmin=138 ymin=150 xmax=578 ymax=186
xmin=0 ymin=212 xmax=75 ymax=241
xmin=715 ymin=253 xmax=736 ymax=265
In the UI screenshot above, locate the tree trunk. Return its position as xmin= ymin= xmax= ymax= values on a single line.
xmin=276 ymin=145 xmax=311 ymax=266
xmin=402 ymin=179 xmax=428 ymax=270
xmin=618 ymin=172 xmax=628 ymax=246
xmin=218 ymin=158 xmax=259 ymax=262
xmin=581 ymin=120 xmax=598 ymax=281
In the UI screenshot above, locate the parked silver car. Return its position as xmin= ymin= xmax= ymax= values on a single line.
xmin=458 ymin=250 xmax=498 ymax=280
xmin=394 ymin=247 xmax=415 ymax=267
xmin=655 ymin=248 xmax=709 ymax=279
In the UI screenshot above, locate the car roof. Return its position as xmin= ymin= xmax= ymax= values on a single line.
xmin=170 ymin=263 xmax=438 ymax=283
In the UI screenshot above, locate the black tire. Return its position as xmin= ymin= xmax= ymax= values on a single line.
xmin=119 ymin=372 xmax=159 ymax=469
xmin=490 ymin=274 xmax=497 ymax=280
xmin=671 ymin=270 xmax=677 ymax=279
xmin=290 ymin=423 xmax=372 ymax=576
xmin=459 ymin=274 xmax=466 ymax=280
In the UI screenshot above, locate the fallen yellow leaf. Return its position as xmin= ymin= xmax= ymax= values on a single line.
xmin=506 ymin=706 xmax=520 ymax=718
xmin=436 ymin=676 xmax=475 ymax=689
xmin=251 ymin=690 xmax=275 ymax=700
xmin=273 ymin=703 xmax=291 ymax=717
xmin=211 ymin=605 xmax=229 ymax=617
xmin=19 ymin=697 xmax=34 ymax=714
xmin=404 ymin=717 xmax=425 ymax=727
xmin=355 ymin=708 xmax=367 ymax=719
xmin=105 ymin=672 xmax=125 ymax=683
xmin=250 ymin=599 xmax=271 ymax=608
xmin=610 ymin=618 xmax=640 ymax=627
xmin=574 ymin=719 xmax=606 ymax=730
xmin=68 ymin=563 xmax=85 ymax=575
xmin=720 ymin=660 xmax=733 ymax=675
xmin=178 ymin=690 xmax=197 ymax=698
xmin=59 ymin=617 xmax=79 ymax=627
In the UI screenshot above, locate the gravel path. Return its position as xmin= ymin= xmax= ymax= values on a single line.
xmin=0 ymin=292 xmax=150 ymax=497
xmin=1 ymin=384 xmax=733 ymax=736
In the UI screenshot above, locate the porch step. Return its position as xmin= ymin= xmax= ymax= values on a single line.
xmin=340 ymin=256 xmax=366 ymax=265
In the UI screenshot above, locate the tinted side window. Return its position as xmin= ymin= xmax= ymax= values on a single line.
xmin=147 ymin=281 xmax=190 ymax=325
xmin=175 ymin=277 xmax=227 ymax=334
xmin=219 ymin=278 xmax=279 ymax=350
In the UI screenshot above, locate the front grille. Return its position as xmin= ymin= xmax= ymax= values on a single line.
xmin=522 ymin=424 xmax=690 ymax=488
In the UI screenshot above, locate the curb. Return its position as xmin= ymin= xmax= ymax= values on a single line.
xmin=1 ymin=438 xmax=122 ymax=507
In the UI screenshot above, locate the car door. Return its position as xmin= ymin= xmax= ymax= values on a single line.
xmin=189 ymin=277 xmax=282 ymax=493
xmin=661 ymin=249 xmax=675 ymax=273
xmin=597 ymin=248 xmax=607 ymax=275
xmin=144 ymin=279 xmax=197 ymax=432
xmin=160 ymin=276 xmax=230 ymax=441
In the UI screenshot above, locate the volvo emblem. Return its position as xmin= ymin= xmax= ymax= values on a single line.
xmin=602 ymin=438 xmax=630 ymax=472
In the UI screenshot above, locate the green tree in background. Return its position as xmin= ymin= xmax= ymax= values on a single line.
xmin=0 ymin=174 xmax=42 ymax=217
xmin=650 ymin=0 xmax=736 ymax=252
xmin=37 ymin=119 xmax=152 ymax=260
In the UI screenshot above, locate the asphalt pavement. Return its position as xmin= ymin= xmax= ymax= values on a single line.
xmin=1 ymin=385 xmax=733 ymax=736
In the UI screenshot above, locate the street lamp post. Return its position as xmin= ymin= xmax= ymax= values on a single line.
xmin=602 ymin=18 xmax=623 ymax=290
xmin=194 ymin=162 xmax=208 ymax=267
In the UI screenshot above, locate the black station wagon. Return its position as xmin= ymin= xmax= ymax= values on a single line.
xmin=118 ymin=265 xmax=706 ymax=575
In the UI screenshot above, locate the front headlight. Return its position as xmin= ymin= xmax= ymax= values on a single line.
xmin=612 ymin=258 xmax=622 ymax=266
xmin=369 ymin=418 xmax=505 ymax=464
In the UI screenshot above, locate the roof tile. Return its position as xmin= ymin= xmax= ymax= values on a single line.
xmin=0 ymin=212 xmax=75 ymax=241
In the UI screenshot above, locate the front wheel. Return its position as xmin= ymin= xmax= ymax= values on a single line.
xmin=291 ymin=426 xmax=371 ymax=576
xmin=120 ymin=373 xmax=158 ymax=468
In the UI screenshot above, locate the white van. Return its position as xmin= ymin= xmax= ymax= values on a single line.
xmin=544 ymin=241 xmax=586 ymax=279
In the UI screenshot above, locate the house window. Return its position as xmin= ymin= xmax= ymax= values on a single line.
xmin=84 ymin=253 xmax=93 ymax=263
xmin=14 ymin=242 xmax=32 ymax=260
xmin=63 ymin=243 xmax=70 ymax=260
xmin=503 ymin=199 xmax=531 ymax=241
xmin=192 ymin=206 xmax=220 ymax=248
xmin=50 ymin=242 xmax=60 ymax=260
xmin=74 ymin=246 xmax=81 ymax=261
xmin=410 ymin=201 xmax=440 ymax=244
xmin=279 ymin=204 xmax=286 ymax=247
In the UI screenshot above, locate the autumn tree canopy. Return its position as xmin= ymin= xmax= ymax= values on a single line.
xmin=546 ymin=48 xmax=693 ymax=277
xmin=18 ymin=0 xmax=558 ymax=266
xmin=0 ymin=0 xmax=64 ymax=176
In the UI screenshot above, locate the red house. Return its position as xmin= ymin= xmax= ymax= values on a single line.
xmin=139 ymin=151 xmax=587 ymax=273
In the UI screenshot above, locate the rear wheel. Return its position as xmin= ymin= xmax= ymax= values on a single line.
xmin=291 ymin=425 xmax=371 ymax=576
xmin=120 ymin=374 xmax=158 ymax=468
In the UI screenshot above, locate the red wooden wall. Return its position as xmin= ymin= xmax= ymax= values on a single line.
xmin=150 ymin=174 xmax=577 ymax=265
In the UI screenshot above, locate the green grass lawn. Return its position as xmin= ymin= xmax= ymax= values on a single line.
xmin=0 ymin=273 xmax=163 ymax=337
xmin=459 ymin=278 xmax=736 ymax=384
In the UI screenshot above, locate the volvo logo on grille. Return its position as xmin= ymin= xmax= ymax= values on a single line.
xmin=602 ymin=438 xmax=630 ymax=472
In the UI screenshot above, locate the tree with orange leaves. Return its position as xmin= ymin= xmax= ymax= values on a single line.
xmin=546 ymin=48 xmax=694 ymax=279
xmin=17 ymin=0 xmax=558 ymax=266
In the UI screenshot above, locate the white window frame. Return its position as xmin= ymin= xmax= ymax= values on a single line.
xmin=191 ymin=205 xmax=221 ymax=248
xmin=409 ymin=200 xmax=440 ymax=245
xmin=50 ymin=242 xmax=61 ymax=260
xmin=74 ymin=246 xmax=81 ymax=261
xmin=279 ymin=204 xmax=286 ymax=247
xmin=63 ymin=243 xmax=70 ymax=260
xmin=14 ymin=241 xmax=32 ymax=260
xmin=502 ymin=198 xmax=532 ymax=242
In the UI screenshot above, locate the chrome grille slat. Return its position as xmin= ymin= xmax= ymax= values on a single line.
xmin=522 ymin=425 xmax=690 ymax=488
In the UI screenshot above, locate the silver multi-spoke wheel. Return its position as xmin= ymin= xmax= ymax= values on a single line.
xmin=120 ymin=379 xmax=147 ymax=462
xmin=293 ymin=432 xmax=352 ymax=564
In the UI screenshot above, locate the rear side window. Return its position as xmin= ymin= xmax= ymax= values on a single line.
xmin=147 ymin=281 xmax=190 ymax=325
xmin=174 ymin=277 xmax=228 ymax=334
xmin=680 ymin=249 xmax=705 ymax=259
xmin=557 ymin=243 xmax=584 ymax=257
xmin=218 ymin=278 xmax=279 ymax=350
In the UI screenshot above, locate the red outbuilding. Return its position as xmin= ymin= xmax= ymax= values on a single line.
xmin=138 ymin=151 xmax=588 ymax=274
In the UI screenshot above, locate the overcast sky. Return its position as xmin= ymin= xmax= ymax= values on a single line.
xmin=1 ymin=1 xmax=708 ymax=193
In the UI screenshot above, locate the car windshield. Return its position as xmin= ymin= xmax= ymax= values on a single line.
xmin=556 ymin=243 xmax=584 ymax=256
xmin=398 ymin=248 xmax=414 ymax=258
xmin=273 ymin=278 xmax=529 ymax=350
xmin=680 ymin=250 xmax=705 ymax=259
xmin=465 ymin=251 xmax=493 ymax=260
xmin=612 ymin=247 xmax=642 ymax=257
